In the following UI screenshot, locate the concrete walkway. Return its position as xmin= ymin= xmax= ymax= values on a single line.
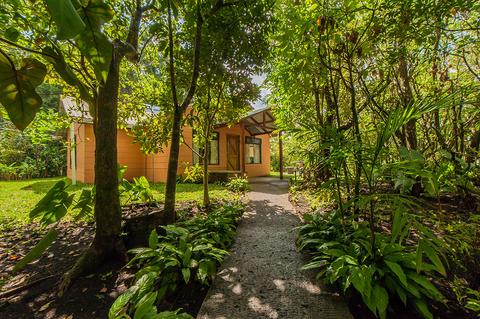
xmin=197 ymin=177 xmax=352 ymax=319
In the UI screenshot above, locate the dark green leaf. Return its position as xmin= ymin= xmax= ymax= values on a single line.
xmin=385 ymin=260 xmax=408 ymax=288
xmin=182 ymin=268 xmax=191 ymax=284
xmin=148 ymin=229 xmax=158 ymax=249
xmin=45 ymin=0 xmax=86 ymax=40
xmin=29 ymin=180 xmax=73 ymax=225
xmin=133 ymin=291 xmax=157 ymax=319
xmin=73 ymin=189 xmax=94 ymax=220
xmin=75 ymin=29 xmax=113 ymax=83
xmin=407 ymin=272 xmax=443 ymax=301
xmin=75 ymin=0 xmax=113 ymax=83
xmin=413 ymin=298 xmax=433 ymax=319
xmin=372 ymin=284 xmax=389 ymax=319
xmin=4 ymin=27 xmax=20 ymax=42
xmin=108 ymin=288 xmax=135 ymax=319
xmin=0 ymin=53 xmax=46 ymax=130
xmin=13 ymin=229 xmax=58 ymax=272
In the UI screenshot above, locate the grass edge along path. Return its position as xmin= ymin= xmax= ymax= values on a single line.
xmin=0 ymin=177 xmax=230 ymax=225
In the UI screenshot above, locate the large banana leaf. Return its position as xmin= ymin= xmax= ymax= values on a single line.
xmin=0 ymin=53 xmax=47 ymax=130
xmin=45 ymin=0 xmax=86 ymax=40
xmin=75 ymin=0 xmax=114 ymax=83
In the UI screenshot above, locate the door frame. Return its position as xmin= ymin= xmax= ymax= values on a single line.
xmin=226 ymin=134 xmax=240 ymax=171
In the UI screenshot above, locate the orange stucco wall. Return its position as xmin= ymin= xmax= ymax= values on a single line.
xmin=67 ymin=122 xmax=270 ymax=184
xmin=203 ymin=124 xmax=270 ymax=178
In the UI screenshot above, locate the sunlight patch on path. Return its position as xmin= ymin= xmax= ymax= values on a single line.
xmin=197 ymin=177 xmax=352 ymax=319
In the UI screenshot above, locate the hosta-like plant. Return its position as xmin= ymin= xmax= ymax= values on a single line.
xmin=108 ymin=271 xmax=193 ymax=319
xmin=298 ymin=210 xmax=447 ymax=319
xmin=110 ymin=203 xmax=244 ymax=317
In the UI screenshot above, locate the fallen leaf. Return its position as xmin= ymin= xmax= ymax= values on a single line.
xmin=39 ymin=301 xmax=52 ymax=312
xmin=99 ymin=287 xmax=107 ymax=293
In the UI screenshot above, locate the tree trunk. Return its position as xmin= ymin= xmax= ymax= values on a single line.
xmin=203 ymin=129 xmax=210 ymax=207
xmin=347 ymin=60 xmax=362 ymax=217
xmin=163 ymin=2 xmax=203 ymax=221
xmin=91 ymin=54 xmax=124 ymax=260
xmin=467 ymin=130 xmax=480 ymax=164
xmin=164 ymin=106 xmax=183 ymax=223
xmin=398 ymin=53 xmax=417 ymax=150
xmin=59 ymin=54 xmax=125 ymax=295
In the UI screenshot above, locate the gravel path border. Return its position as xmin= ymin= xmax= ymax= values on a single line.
xmin=197 ymin=177 xmax=352 ymax=319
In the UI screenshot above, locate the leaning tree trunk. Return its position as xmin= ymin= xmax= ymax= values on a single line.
xmin=398 ymin=53 xmax=417 ymax=150
xmin=164 ymin=106 xmax=183 ymax=223
xmin=203 ymin=129 xmax=211 ymax=207
xmin=164 ymin=2 xmax=203 ymax=222
xmin=467 ymin=130 xmax=480 ymax=164
xmin=91 ymin=54 xmax=124 ymax=261
xmin=347 ymin=60 xmax=362 ymax=217
xmin=59 ymin=54 xmax=125 ymax=295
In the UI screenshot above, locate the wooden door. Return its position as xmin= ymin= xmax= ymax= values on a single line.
xmin=227 ymin=135 xmax=240 ymax=171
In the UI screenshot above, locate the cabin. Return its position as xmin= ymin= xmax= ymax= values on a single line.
xmin=62 ymin=97 xmax=276 ymax=184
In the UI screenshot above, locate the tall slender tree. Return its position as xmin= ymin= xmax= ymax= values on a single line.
xmin=162 ymin=0 xmax=274 ymax=221
xmin=0 ymin=0 xmax=156 ymax=291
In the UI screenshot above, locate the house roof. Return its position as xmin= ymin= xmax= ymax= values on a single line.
xmin=241 ymin=106 xmax=277 ymax=136
xmin=61 ymin=97 xmax=277 ymax=135
xmin=60 ymin=97 xmax=93 ymax=124
xmin=60 ymin=97 xmax=137 ymax=127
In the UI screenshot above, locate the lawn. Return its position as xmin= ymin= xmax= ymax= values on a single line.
xmin=268 ymin=171 xmax=298 ymax=180
xmin=0 ymin=177 xmax=230 ymax=224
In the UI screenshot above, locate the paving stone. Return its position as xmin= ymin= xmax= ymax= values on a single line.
xmin=197 ymin=177 xmax=352 ymax=319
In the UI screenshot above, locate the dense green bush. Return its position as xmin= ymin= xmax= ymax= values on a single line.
xmin=226 ymin=176 xmax=249 ymax=193
xmin=109 ymin=203 xmax=245 ymax=318
xmin=181 ymin=164 xmax=204 ymax=184
xmin=0 ymin=107 xmax=68 ymax=180
xmin=298 ymin=210 xmax=447 ymax=319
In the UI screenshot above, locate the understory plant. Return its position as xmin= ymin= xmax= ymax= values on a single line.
xmin=109 ymin=202 xmax=245 ymax=318
xmin=182 ymin=164 xmax=204 ymax=184
xmin=119 ymin=166 xmax=154 ymax=204
xmin=226 ymin=175 xmax=249 ymax=193
xmin=298 ymin=209 xmax=447 ymax=319
xmin=13 ymin=166 xmax=153 ymax=272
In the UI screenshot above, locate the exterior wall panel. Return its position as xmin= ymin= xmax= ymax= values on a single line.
xmin=67 ymin=121 xmax=271 ymax=183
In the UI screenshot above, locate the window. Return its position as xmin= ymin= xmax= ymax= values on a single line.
xmin=193 ymin=131 xmax=219 ymax=165
xmin=245 ymin=136 xmax=261 ymax=164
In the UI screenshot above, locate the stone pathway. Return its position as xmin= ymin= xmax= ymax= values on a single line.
xmin=197 ymin=177 xmax=352 ymax=319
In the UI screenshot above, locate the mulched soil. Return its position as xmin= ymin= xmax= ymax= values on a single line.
xmin=290 ymin=189 xmax=480 ymax=319
xmin=0 ymin=202 xmax=208 ymax=319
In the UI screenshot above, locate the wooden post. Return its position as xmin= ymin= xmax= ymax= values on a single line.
xmin=279 ymin=130 xmax=283 ymax=180
xmin=240 ymin=120 xmax=246 ymax=176
xmin=70 ymin=124 xmax=76 ymax=185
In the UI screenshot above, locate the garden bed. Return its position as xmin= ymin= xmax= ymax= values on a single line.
xmin=290 ymin=186 xmax=480 ymax=319
xmin=0 ymin=200 xmax=242 ymax=318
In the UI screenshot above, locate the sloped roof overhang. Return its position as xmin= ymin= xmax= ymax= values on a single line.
xmin=215 ymin=106 xmax=276 ymax=136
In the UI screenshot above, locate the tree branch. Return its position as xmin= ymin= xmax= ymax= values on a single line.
xmin=0 ymin=37 xmax=57 ymax=60
xmin=180 ymin=3 xmax=204 ymax=110
xmin=167 ymin=0 xmax=179 ymax=108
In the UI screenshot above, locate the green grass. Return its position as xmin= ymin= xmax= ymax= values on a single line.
xmin=150 ymin=182 xmax=230 ymax=203
xmin=0 ymin=177 xmax=230 ymax=224
xmin=268 ymin=171 xmax=297 ymax=179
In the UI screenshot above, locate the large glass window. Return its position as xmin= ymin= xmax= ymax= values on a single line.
xmin=193 ymin=131 xmax=219 ymax=165
xmin=245 ymin=136 xmax=261 ymax=164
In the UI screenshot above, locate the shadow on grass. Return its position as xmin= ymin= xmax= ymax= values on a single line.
xmin=20 ymin=178 xmax=92 ymax=194
xmin=151 ymin=182 xmax=227 ymax=194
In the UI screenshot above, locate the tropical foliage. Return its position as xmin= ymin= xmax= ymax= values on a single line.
xmin=109 ymin=203 xmax=244 ymax=318
xmin=268 ymin=0 xmax=480 ymax=317
xmin=226 ymin=176 xmax=249 ymax=193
